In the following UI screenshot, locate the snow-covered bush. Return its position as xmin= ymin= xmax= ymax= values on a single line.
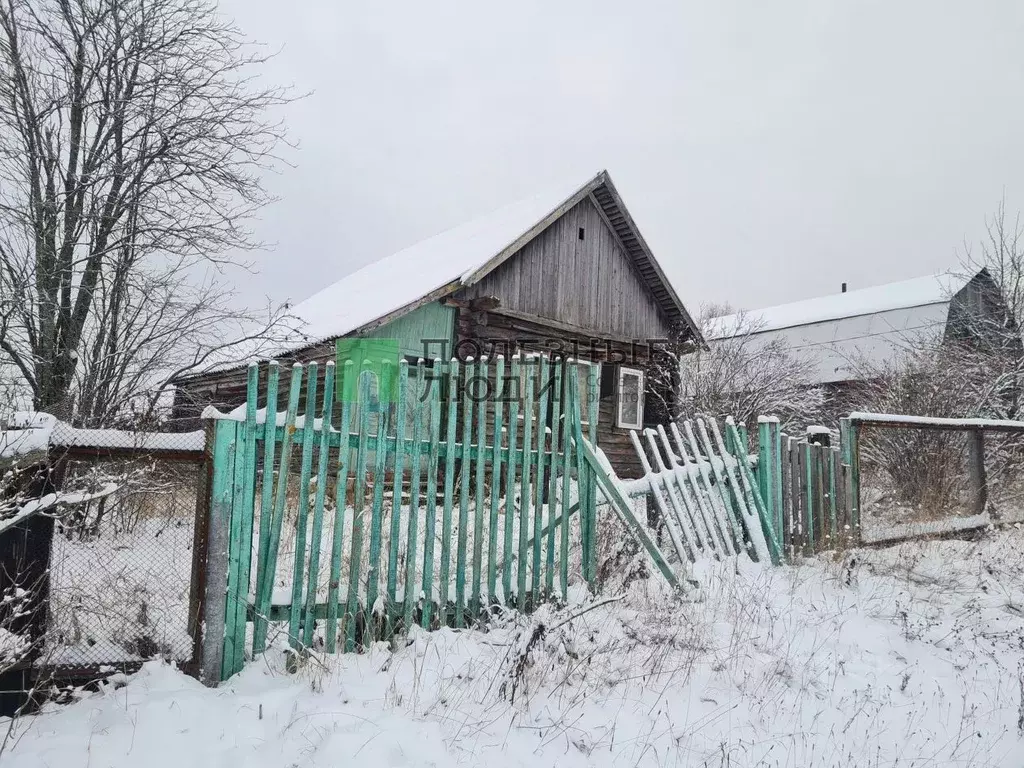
xmin=654 ymin=304 xmax=825 ymax=432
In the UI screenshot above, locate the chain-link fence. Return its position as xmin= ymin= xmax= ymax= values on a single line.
xmin=39 ymin=426 xmax=206 ymax=678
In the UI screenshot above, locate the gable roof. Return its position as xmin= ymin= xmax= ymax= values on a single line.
xmin=175 ymin=170 xmax=700 ymax=383
xmin=708 ymin=272 xmax=971 ymax=340
xmin=705 ymin=271 xmax=978 ymax=386
xmin=287 ymin=169 xmax=699 ymax=354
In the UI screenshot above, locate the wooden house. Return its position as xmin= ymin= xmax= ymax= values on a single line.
xmin=172 ymin=170 xmax=703 ymax=477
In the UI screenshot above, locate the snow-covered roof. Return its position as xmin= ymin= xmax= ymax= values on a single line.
xmin=289 ymin=174 xmax=592 ymax=352
xmin=706 ymin=271 xmax=976 ymax=386
xmin=708 ymin=272 xmax=970 ymax=339
xmin=177 ymin=170 xmax=700 ymax=380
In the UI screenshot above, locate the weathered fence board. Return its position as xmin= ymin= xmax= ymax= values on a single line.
xmin=207 ymin=355 xmax=601 ymax=681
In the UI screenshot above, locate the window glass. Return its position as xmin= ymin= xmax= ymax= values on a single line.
xmin=616 ymin=367 xmax=644 ymax=430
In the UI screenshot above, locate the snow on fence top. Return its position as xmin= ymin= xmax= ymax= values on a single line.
xmin=49 ymin=422 xmax=205 ymax=452
xmin=3 ymin=413 xmax=205 ymax=458
xmin=848 ymin=412 xmax=1024 ymax=431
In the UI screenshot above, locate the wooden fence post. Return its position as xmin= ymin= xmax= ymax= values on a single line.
xmin=585 ymin=361 xmax=600 ymax=585
xmin=757 ymin=418 xmax=778 ymax=555
xmin=202 ymin=418 xmax=235 ymax=684
xmin=839 ymin=418 xmax=860 ymax=539
xmin=968 ymin=429 xmax=987 ymax=515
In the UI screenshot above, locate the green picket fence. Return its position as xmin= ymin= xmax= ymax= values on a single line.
xmin=209 ymin=355 xmax=601 ymax=680
xmin=755 ymin=418 xmax=861 ymax=560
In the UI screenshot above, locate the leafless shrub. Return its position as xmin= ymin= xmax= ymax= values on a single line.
xmin=849 ymin=201 xmax=1024 ymax=514
xmin=660 ymin=304 xmax=825 ymax=432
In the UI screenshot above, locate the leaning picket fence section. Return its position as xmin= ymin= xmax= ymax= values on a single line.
xmin=201 ymin=355 xmax=602 ymax=682
xmin=627 ymin=416 xmax=863 ymax=570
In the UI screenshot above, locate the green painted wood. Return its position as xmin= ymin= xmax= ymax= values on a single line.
xmin=455 ymin=361 xmax=475 ymax=626
xmin=573 ymin=412 xmax=682 ymax=592
xmin=708 ymin=419 xmax=751 ymax=551
xmin=254 ymin=364 xmax=303 ymax=655
xmin=385 ymin=361 xmax=409 ymax=636
xmin=517 ymin=359 xmax=535 ymax=611
xmin=849 ymin=421 xmax=861 ymax=535
xmin=206 ymin=418 xmax=234 ymax=681
xmin=230 ymin=364 xmax=259 ymax=673
xmin=531 ymin=356 xmax=550 ymax=602
xmin=543 ymin=362 xmax=563 ymax=595
xmin=471 ymin=360 xmax=488 ymax=615
xmin=288 ymin=363 xmax=319 ymax=649
xmin=680 ymin=421 xmax=737 ymax=556
xmin=756 ymin=420 xmax=782 ymax=563
xmin=438 ymin=360 xmax=459 ymax=627
xmin=765 ymin=421 xmax=784 ymax=547
xmin=585 ymin=362 xmax=600 ymax=584
xmin=567 ymin=366 xmax=590 ymax=580
xmin=345 ymin=371 xmax=373 ymax=651
xmin=421 ymin=363 xmax=443 ymax=628
xmin=667 ymin=423 xmax=725 ymax=557
xmin=644 ymin=427 xmax=699 ymax=560
xmin=255 ymin=423 xmax=535 ymax=463
xmin=486 ymin=357 xmax=505 ymax=604
xmin=252 ymin=363 xmax=280 ymax=653
xmin=694 ymin=419 xmax=745 ymax=553
xmin=559 ymin=403 xmax=573 ymax=597
xmin=325 ymin=362 xmax=353 ymax=653
xmin=363 ymin=302 xmax=455 ymax=359
xmin=725 ymin=419 xmax=782 ymax=566
xmin=301 ymin=362 xmax=336 ymax=647
xmin=216 ymin=420 xmax=240 ymax=680
xmin=223 ymin=419 xmax=245 ymax=676
xmin=366 ymin=360 xmax=395 ymax=640
xmin=404 ymin=365 xmax=426 ymax=632
xmin=828 ymin=447 xmax=838 ymax=543
xmin=633 ymin=429 xmax=692 ymax=565
xmin=711 ymin=417 xmax=767 ymax=561
xmin=656 ymin=425 xmax=717 ymax=558
xmin=502 ymin=356 xmax=520 ymax=602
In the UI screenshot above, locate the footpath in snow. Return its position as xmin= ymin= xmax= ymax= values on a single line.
xmin=8 ymin=528 xmax=1024 ymax=767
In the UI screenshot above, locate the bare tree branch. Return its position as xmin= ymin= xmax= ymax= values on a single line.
xmin=0 ymin=0 xmax=297 ymax=425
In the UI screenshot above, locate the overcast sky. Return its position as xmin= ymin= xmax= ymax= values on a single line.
xmin=219 ymin=0 xmax=1024 ymax=316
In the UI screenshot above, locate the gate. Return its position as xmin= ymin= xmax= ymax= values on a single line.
xmin=202 ymin=355 xmax=601 ymax=682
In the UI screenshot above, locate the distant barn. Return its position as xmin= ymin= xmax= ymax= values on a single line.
xmin=708 ymin=268 xmax=1019 ymax=403
xmin=172 ymin=170 xmax=702 ymax=477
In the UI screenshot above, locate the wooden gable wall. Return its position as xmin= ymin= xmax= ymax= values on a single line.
xmin=456 ymin=196 xmax=673 ymax=341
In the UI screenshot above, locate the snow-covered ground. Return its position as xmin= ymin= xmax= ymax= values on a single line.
xmin=46 ymin=517 xmax=195 ymax=666
xmin=9 ymin=525 xmax=1024 ymax=766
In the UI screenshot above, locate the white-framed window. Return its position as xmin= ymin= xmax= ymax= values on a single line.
xmin=616 ymin=366 xmax=645 ymax=430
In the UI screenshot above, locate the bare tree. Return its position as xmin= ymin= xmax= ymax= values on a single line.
xmin=663 ymin=304 xmax=824 ymax=431
xmin=847 ymin=201 xmax=1024 ymax=513
xmin=961 ymin=197 xmax=1024 ymax=334
xmin=0 ymin=0 xmax=296 ymax=425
